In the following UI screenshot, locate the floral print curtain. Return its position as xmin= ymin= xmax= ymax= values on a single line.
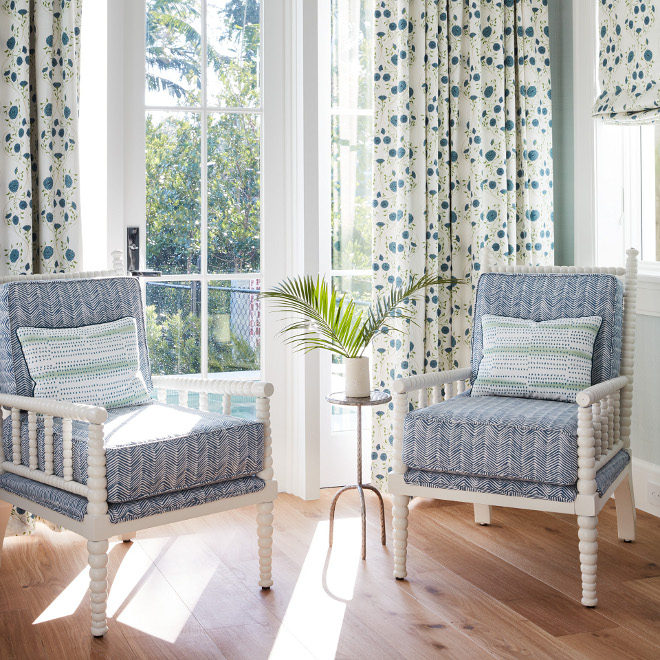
xmin=1 ymin=0 xmax=82 ymax=275
xmin=594 ymin=0 xmax=660 ymax=123
xmin=371 ymin=0 xmax=554 ymax=488
xmin=1 ymin=0 xmax=82 ymax=536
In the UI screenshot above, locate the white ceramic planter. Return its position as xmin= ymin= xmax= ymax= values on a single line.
xmin=344 ymin=356 xmax=370 ymax=398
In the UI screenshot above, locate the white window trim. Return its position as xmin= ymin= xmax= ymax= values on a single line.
xmin=573 ymin=0 xmax=660 ymax=318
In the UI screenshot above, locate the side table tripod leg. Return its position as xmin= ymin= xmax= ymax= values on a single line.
xmin=363 ymin=484 xmax=386 ymax=545
xmin=357 ymin=484 xmax=367 ymax=560
xmin=329 ymin=485 xmax=356 ymax=547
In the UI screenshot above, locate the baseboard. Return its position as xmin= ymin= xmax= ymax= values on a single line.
xmin=631 ymin=457 xmax=660 ymax=517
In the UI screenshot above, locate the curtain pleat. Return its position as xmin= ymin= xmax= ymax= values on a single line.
xmin=1 ymin=0 xmax=82 ymax=275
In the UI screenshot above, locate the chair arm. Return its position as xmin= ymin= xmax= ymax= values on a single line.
xmin=575 ymin=376 xmax=628 ymax=408
xmin=0 ymin=393 xmax=107 ymax=425
xmin=151 ymin=375 xmax=274 ymax=398
xmin=392 ymin=367 xmax=472 ymax=394
xmin=0 ymin=394 xmax=107 ymax=507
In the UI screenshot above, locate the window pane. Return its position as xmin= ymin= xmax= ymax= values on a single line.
xmin=331 ymin=0 xmax=373 ymax=109
xmin=207 ymin=112 xmax=261 ymax=273
xmin=146 ymin=0 xmax=202 ymax=107
xmin=331 ymin=114 xmax=373 ymax=271
xmin=146 ymin=112 xmax=201 ymax=274
xmin=208 ymin=279 xmax=260 ymax=374
xmin=207 ymin=0 xmax=260 ymax=108
xmin=146 ymin=281 xmax=201 ymax=375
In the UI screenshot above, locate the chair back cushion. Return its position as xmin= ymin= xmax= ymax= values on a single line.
xmin=0 ymin=277 xmax=153 ymax=397
xmin=471 ymin=273 xmax=624 ymax=386
xmin=16 ymin=317 xmax=152 ymax=408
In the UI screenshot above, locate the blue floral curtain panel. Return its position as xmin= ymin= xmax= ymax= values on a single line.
xmin=594 ymin=0 xmax=660 ymax=123
xmin=371 ymin=0 xmax=554 ymax=487
xmin=1 ymin=0 xmax=82 ymax=275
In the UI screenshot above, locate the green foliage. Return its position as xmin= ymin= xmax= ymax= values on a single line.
xmin=145 ymin=113 xmax=202 ymax=275
xmin=147 ymin=304 xmax=259 ymax=375
xmin=261 ymin=273 xmax=461 ymax=359
xmin=146 ymin=304 xmax=201 ymax=375
xmin=209 ymin=331 xmax=259 ymax=373
xmin=145 ymin=0 xmax=261 ymax=276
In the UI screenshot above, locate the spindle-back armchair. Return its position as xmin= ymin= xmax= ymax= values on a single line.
xmin=389 ymin=249 xmax=638 ymax=607
xmin=0 ymin=253 xmax=276 ymax=636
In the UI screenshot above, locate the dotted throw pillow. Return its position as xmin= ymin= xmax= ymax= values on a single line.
xmin=17 ymin=317 xmax=151 ymax=409
xmin=472 ymin=315 xmax=603 ymax=403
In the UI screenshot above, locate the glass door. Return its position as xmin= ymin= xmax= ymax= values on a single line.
xmin=143 ymin=0 xmax=262 ymax=419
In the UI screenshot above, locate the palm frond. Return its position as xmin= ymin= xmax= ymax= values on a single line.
xmin=261 ymin=273 xmax=462 ymax=358
xmin=360 ymin=273 xmax=459 ymax=350
xmin=261 ymin=275 xmax=365 ymax=358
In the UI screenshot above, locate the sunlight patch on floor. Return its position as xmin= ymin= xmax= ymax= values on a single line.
xmin=269 ymin=518 xmax=361 ymax=660
xmin=106 ymin=540 xmax=148 ymax=618
xmin=33 ymin=565 xmax=90 ymax=624
xmin=114 ymin=535 xmax=219 ymax=643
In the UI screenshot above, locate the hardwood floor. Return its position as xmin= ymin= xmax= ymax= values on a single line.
xmin=1 ymin=491 xmax=659 ymax=659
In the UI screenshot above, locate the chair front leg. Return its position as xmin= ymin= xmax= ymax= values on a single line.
xmin=576 ymin=403 xmax=599 ymax=607
xmin=392 ymin=494 xmax=409 ymax=579
xmin=578 ymin=516 xmax=598 ymax=607
xmin=88 ymin=539 xmax=109 ymax=636
xmin=257 ymin=501 xmax=274 ymax=589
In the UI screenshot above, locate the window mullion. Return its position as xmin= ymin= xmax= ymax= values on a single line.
xmin=200 ymin=0 xmax=209 ymax=377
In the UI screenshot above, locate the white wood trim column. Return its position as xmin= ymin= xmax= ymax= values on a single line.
xmin=572 ymin=0 xmax=598 ymax=267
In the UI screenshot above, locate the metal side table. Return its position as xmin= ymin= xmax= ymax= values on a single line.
xmin=326 ymin=390 xmax=392 ymax=559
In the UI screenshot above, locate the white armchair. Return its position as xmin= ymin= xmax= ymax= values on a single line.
xmin=389 ymin=250 xmax=638 ymax=608
xmin=0 ymin=260 xmax=276 ymax=636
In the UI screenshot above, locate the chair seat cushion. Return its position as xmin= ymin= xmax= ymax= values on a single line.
xmin=0 ymin=472 xmax=265 ymax=523
xmin=403 ymin=394 xmax=579 ymax=485
xmin=404 ymin=449 xmax=630 ymax=503
xmin=2 ymin=401 xmax=264 ymax=503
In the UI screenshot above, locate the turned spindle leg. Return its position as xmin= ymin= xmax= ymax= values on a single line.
xmin=577 ymin=516 xmax=598 ymax=607
xmin=257 ymin=501 xmax=274 ymax=589
xmin=392 ymin=494 xmax=409 ymax=579
xmin=88 ymin=539 xmax=109 ymax=637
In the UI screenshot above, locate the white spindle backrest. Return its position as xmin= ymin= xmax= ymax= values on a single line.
xmin=480 ymin=249 xmax=639 ymax=459
xmin=44 ymin=415 xmax=54 ymax=475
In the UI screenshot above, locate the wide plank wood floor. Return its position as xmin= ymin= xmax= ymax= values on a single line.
xmin=1 ymin=491 xmax=659 ymax=659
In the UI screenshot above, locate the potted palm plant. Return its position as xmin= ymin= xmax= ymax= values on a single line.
xmin=261 ymin=273 xmax=459 ymax=397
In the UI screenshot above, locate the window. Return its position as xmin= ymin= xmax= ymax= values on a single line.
xmin=143 ymin=0 xmax=262 ymax=416
xmin=595 ymin=123 xmax=659 ymax=269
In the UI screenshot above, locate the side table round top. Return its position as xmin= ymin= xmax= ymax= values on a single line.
xmin=325 ymin=390 xmax=392 ymax=407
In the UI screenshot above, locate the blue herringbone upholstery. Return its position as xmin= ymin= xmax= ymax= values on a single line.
xmin=0 ymin=277 xmax=152 ymax=397
xmin=2 ymin=401 xmax=264 ymax=503
xmin=0 ymin=471 xmax=265 ymax=523
xmin=403 ymin=393 xmax=580 ymax=485
xmin=404 ymin=449 xmax=629 ymax=503
xmin=471 ymin=273 xmax=624 ymax=386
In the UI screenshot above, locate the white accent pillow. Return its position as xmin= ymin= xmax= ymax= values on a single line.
xmin=17 ymin=317 xmax=151 ymax=409
xmin=472 ymin=315 xmax=603 ymax=403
